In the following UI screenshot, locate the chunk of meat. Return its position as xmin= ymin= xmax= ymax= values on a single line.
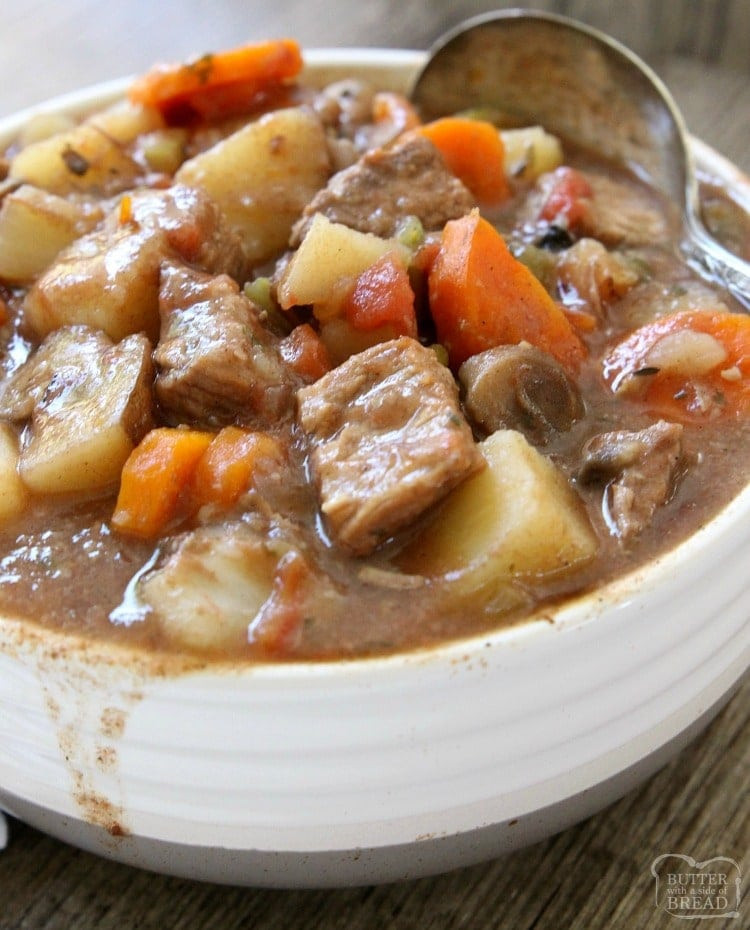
xmin=290 ymin=134 xmax=475 ymax=246
xmin=297 ymin=336 xmax=484 ymax=556
xmin=22 ymin=184 xmax=247 ymax=342
xmin=459 ymin=342 xmax=583 ymax=443
xmin=0 ymin=325 xmax=154 ymax=494
xmin=114 ymin=184 xmax=248 ymax=277
xmin=556 ymin=238 xmax=639 ymax=316
xmin=154 ymin=263 xmax=295 ymax=429
xmin=580 ymin=174 xmax=670 ymax=247
xmin=521 ymin=168 xmax=669 ymax=248
xmin=578 ymin=420 xmax=684 ymax=540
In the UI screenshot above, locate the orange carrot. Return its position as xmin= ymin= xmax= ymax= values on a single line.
xmin=128 ymin=39 xmax=303 ymax=123
xmin=279 ymin=323 xmax=332 ymax=382
xmin=428 ymin=210 xmax=586 ymax=370
xmin=603 ymin=309 xmax=750 ymax=420
xmin=112 ymin=428 xmax=213 ymax=538
xmin=343 ymin=252 xmax=417 ymax=337
xmin=416 ymin=117 xmax=509 ymax=204
xmin=192 ymin=427 xmax=284 ymax=509
xmin=118 ymin=193 xmax=133 ymax=226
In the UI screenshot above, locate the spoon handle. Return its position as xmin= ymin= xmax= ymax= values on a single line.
xmin=682 ymin=213 xmax=750 ymax=310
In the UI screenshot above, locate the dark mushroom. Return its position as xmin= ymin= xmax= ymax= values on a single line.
xmin=458 ymin=342 xmax=583 ymax=442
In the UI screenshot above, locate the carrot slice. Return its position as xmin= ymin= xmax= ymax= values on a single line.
xmin=128 ymin=39 xmax=303 ymax=123
xmin=343 ymin=252 xmax=417 ymax=337
xmin=112 ymin=428 xmax=213 ymax=538
xmin=279 ymin=323 xmax=332 ymax=382
xmin=603 ymin=309 xmax=750 ymax=420
xmin=428 ymin=210 xmax=586 ymax=370
xmin=192 ymin=427 xmax=284 ymax=509
xmin=416 ymin=117 xmax=509 ymax=204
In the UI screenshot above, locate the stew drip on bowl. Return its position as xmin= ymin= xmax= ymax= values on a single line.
xmin=0 ymin=40 xmax=749 ymax=661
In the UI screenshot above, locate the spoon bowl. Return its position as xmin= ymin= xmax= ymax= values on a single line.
xmin=410 ymin=9 xmax=750 ymax=307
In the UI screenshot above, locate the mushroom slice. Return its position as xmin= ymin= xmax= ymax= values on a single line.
xmin=459 ymin=342 xmax=583 ymax=442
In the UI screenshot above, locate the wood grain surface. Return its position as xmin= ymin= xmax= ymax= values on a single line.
xmin=1 ymin=2 xmax=749 ymax=928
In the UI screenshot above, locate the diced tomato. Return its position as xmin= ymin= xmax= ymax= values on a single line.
xmin=344 ymin=252 xmax=417 ymax=337
xmin=279 ymin=323 xmax=332 ymax=382
xmin=540 ymin=167 xmax=593 ymax=229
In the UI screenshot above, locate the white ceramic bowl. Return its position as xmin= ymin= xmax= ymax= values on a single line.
xmin=0 ymin=50 xmax=749 ymax=888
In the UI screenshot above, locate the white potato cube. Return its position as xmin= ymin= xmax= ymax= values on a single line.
xmin=140 ymin=528 xmax=281 ymax=652
xmin=20 ymin=331 xmax=153 ymax=495
xmin=87 ymin=100 xmax=164 ymax=144
xmin=400 ymin=430 xmax=596 ymax=592
xmin=176 ymin=106 xmax=330 ymax=264
xmin=0 ymin=184 xmax=98 ymax=283
xmin=500 ymin=126 xmax=563 ymax=182
xmin=0 ymin=425 xmax=28 ymax=523
xmin=9 ymin=123 xmax=141 ymax=195
xmin=22 ymin=225 xmax=164 ymax=342
xmin=277 ymin=213 xmax=408 ymax=311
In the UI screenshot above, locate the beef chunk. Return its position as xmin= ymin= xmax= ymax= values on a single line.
xmin=297 ymin=336 xmax=484 ymax=556
xmin=556 ymin=238 xmax=639 ymax=316
xmin=290 ymin=134 xmax=475 ymax=246
xmin=155 ymin=263 xmax=294 ymax=429
xmin=521 ymin=169 xmax=669 ymax=248
xmin=579 ymin=420 xmax=683 ymax=540
xmin=580 ymin=174 xmax=669 ymax=247
xmin=459 ymin=342 xmax=583 ymax=443
xmin=116 ymin=184 xmax=248 ymax=279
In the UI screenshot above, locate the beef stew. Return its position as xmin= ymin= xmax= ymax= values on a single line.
xmin=1 ymin=40 xmax=749 ymax=661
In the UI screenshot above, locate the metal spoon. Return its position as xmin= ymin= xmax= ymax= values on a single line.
xmin=410 ymin=9 xmax=750 ymax=308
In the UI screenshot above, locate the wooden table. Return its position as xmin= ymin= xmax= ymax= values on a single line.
xmin=1 ymin=2 xmax=748 ymax=928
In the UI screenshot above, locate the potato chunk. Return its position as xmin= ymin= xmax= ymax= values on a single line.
xmin=9 ymin=123 xmax=142 ymax=196
xmin=399 ymin=430 xmax=596 ymax=592
xmin=176 ymin=106 xmax=331 ymax=264
xmin=22 ymin=223 xmax=164 ymax=342
xmin=139 ymin=525 xmax=281 ymax=652
xmin=277 ymin=213 xmax=407 ymax=311
xmin=0 ymin=185 xmax=100 ymax=283
xmin=0 ymin=425 xmax=28 ymax=523
xmin=14 ymin=327 xmax=154 ymax=494
xmin=500 ymin=126 xmax=563 ymax=182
